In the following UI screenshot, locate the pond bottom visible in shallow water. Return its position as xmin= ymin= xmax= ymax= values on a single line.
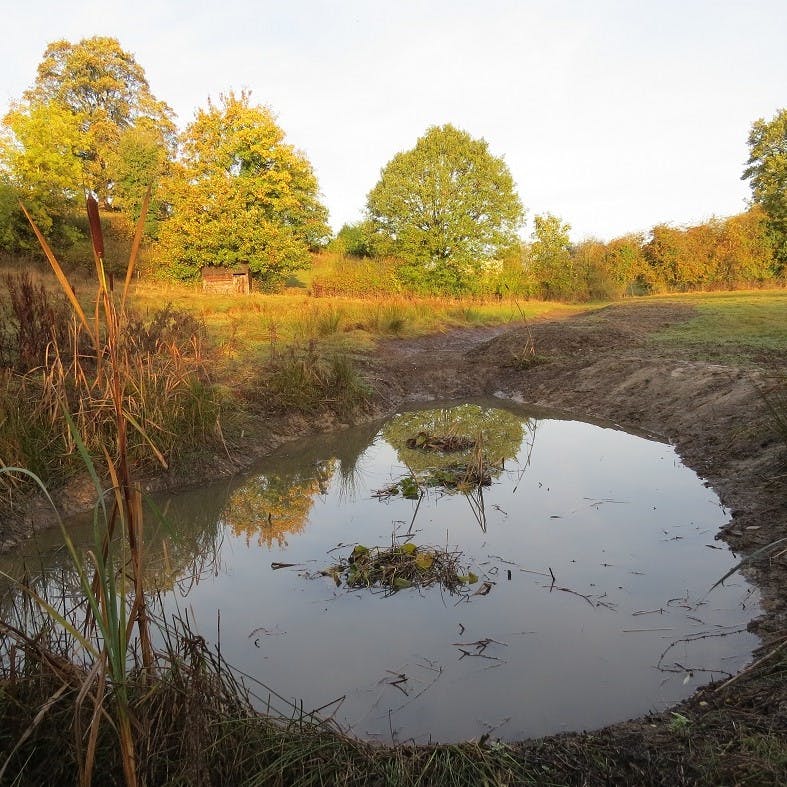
xmin=8 ymin=401 xmax=761 ymax=743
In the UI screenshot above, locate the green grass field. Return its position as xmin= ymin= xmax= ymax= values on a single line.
xmin=649 ymin=290 xmax=787 ymax=358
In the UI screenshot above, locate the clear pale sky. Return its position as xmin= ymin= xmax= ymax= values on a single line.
xmin=3 ymin=1 xmax=786 ymax=241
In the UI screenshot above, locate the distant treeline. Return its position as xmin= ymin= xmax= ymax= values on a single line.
xmin=314 ymin=206 xmax=781 ymax=301
xmin=2 ymin=36 xmax=784 ymax=303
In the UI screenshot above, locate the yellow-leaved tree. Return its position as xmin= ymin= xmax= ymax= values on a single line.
xmin=160 ymin=91 xmax=329 ymax=288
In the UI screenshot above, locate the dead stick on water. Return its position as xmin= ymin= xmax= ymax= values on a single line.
xmin=451 ymin=638 xmax=509 ymax=652
xmin=555 ymin=586 xmax=595 ymax=607
xmin=457 ymin=649 xmax=505 ymax=662
xmin=623 ymin=628 xmax=674 ymax=632
xmin=657 ymin=628 xmax=746 ymax=665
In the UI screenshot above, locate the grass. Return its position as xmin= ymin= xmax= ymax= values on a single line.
xmin=650 ymin=290 xmax=787 ymax=358
xmin=649 ymin=290 xmax=787 ymax=450
xmin=123 ymin=278 xmax=585 ymax=367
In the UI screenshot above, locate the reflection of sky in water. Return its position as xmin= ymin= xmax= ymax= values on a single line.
xmin=2 ymin=402 xmax=760 ymax=744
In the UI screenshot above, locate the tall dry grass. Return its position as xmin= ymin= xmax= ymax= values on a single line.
xmin=0 ymin=192 xmax=223 ymax=786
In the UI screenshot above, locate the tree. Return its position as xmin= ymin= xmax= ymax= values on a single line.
xmin=330 ymin=220 xmax=376 ymax=257
xmin=23 ymin=36 xmax=175 ymax=202
xmin=366 ymin=124 xmax=524 ymax=292
xmin=109 ymin=121 xmax=171 ymax=237
xmin=714 ymin=208 xmax=775 ymax=285
xmin=742 ymin=108 xmax=787 ymax=268
xmin=160 ymin=91 xmax=329 ymax=287
xmin=1 ymin=101 xmax=84 ymax=248
xmin=527 ymin=213 xmax=573 ymax=299
xmin=642 ymin=223 xmax=685 ymax=291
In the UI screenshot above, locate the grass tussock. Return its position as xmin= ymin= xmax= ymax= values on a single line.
xmin=258 ymin=341 xmax=372 ymax=417
xmin=0 ymin=276 xmax=223 ymax=513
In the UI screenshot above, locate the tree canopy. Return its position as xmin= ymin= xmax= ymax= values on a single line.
xmin=0 ymin=101 xmax=84 ymax=248
xmin=160 ymin=91 xmax=329 ymax=286
xmin=22 ymin=36 xmax=175 ymax=203
xmin=366 ymin=124 xmax=524 ymax=292
xmin=743 ymin=108 xmax=787 ymax=268
xmin=527 ymin=213 xmax=573 ymax=299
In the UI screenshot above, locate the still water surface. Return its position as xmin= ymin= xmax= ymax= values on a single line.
xmin=7 ymin=400 xmax=760 ymax=743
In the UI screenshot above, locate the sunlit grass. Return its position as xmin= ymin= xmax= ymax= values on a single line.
xmin=125 ymin=279 xmax=587 ymax=372
xmin=650 ymin=290 xmax=787 ymax=354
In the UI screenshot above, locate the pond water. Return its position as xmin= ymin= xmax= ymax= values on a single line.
xmin=3 ymin=400 xmax=760 ymax=743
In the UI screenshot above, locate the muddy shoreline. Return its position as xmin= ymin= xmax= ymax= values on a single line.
xmin=4 ymin=300 xmax=786 ymax=782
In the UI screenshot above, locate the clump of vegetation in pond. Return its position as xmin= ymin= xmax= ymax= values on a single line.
xmin=323 ymin=543 xmax=478 ymax=595
xmin=374 ymin=460 xmax=494 ymax=500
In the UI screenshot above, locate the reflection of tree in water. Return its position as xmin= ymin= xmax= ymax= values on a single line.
xmin=145 ymin=484 xmax=233 ymax=594
xmin=225 ymin=459 xmax=336 ymax=548
xmin=382 ymin=404 xmax=536 ymax=533
xmin=382 ymin=404 xmax=530 ymax=478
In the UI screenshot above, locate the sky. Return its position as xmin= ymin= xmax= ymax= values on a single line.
xmin=2 ymin=0 xmax=786 ymax=242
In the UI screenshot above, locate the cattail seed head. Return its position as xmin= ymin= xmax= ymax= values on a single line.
xmin=86 ymin=195 xmax=105 ymax=259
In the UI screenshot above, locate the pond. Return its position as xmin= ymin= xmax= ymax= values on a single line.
xmin=3 ymin=399 xmax=760 ymax=744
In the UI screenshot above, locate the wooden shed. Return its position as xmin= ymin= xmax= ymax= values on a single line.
xmin=201 ymin=265 xmax=251 ymax=295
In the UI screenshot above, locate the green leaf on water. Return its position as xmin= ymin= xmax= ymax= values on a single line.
xmin=414 ymin=553 xmax=433 ymax=570
xmin=392 ymin=577 xmax=413 ymax=590
xmin=400 ymin=543 xmax=417 ymax=555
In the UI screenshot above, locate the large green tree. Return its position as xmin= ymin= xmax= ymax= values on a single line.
xmin=160 ymin=91 xmax=329 ymax=286
xmin=366 ymin=124 xmax=524 ymax=292
xmin=527 ymin=213 xmax=573 ymax=299
xmin=0 ymin=101 xmax=84 ymax=248
xmin=742 ymin=108 xmax=787 ymax=268
xmin=23 ymin=36 xmax=175 ymax=203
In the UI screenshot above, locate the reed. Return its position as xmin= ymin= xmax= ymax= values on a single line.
xmin=0 ymin=192 xmax=208 ymax=786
